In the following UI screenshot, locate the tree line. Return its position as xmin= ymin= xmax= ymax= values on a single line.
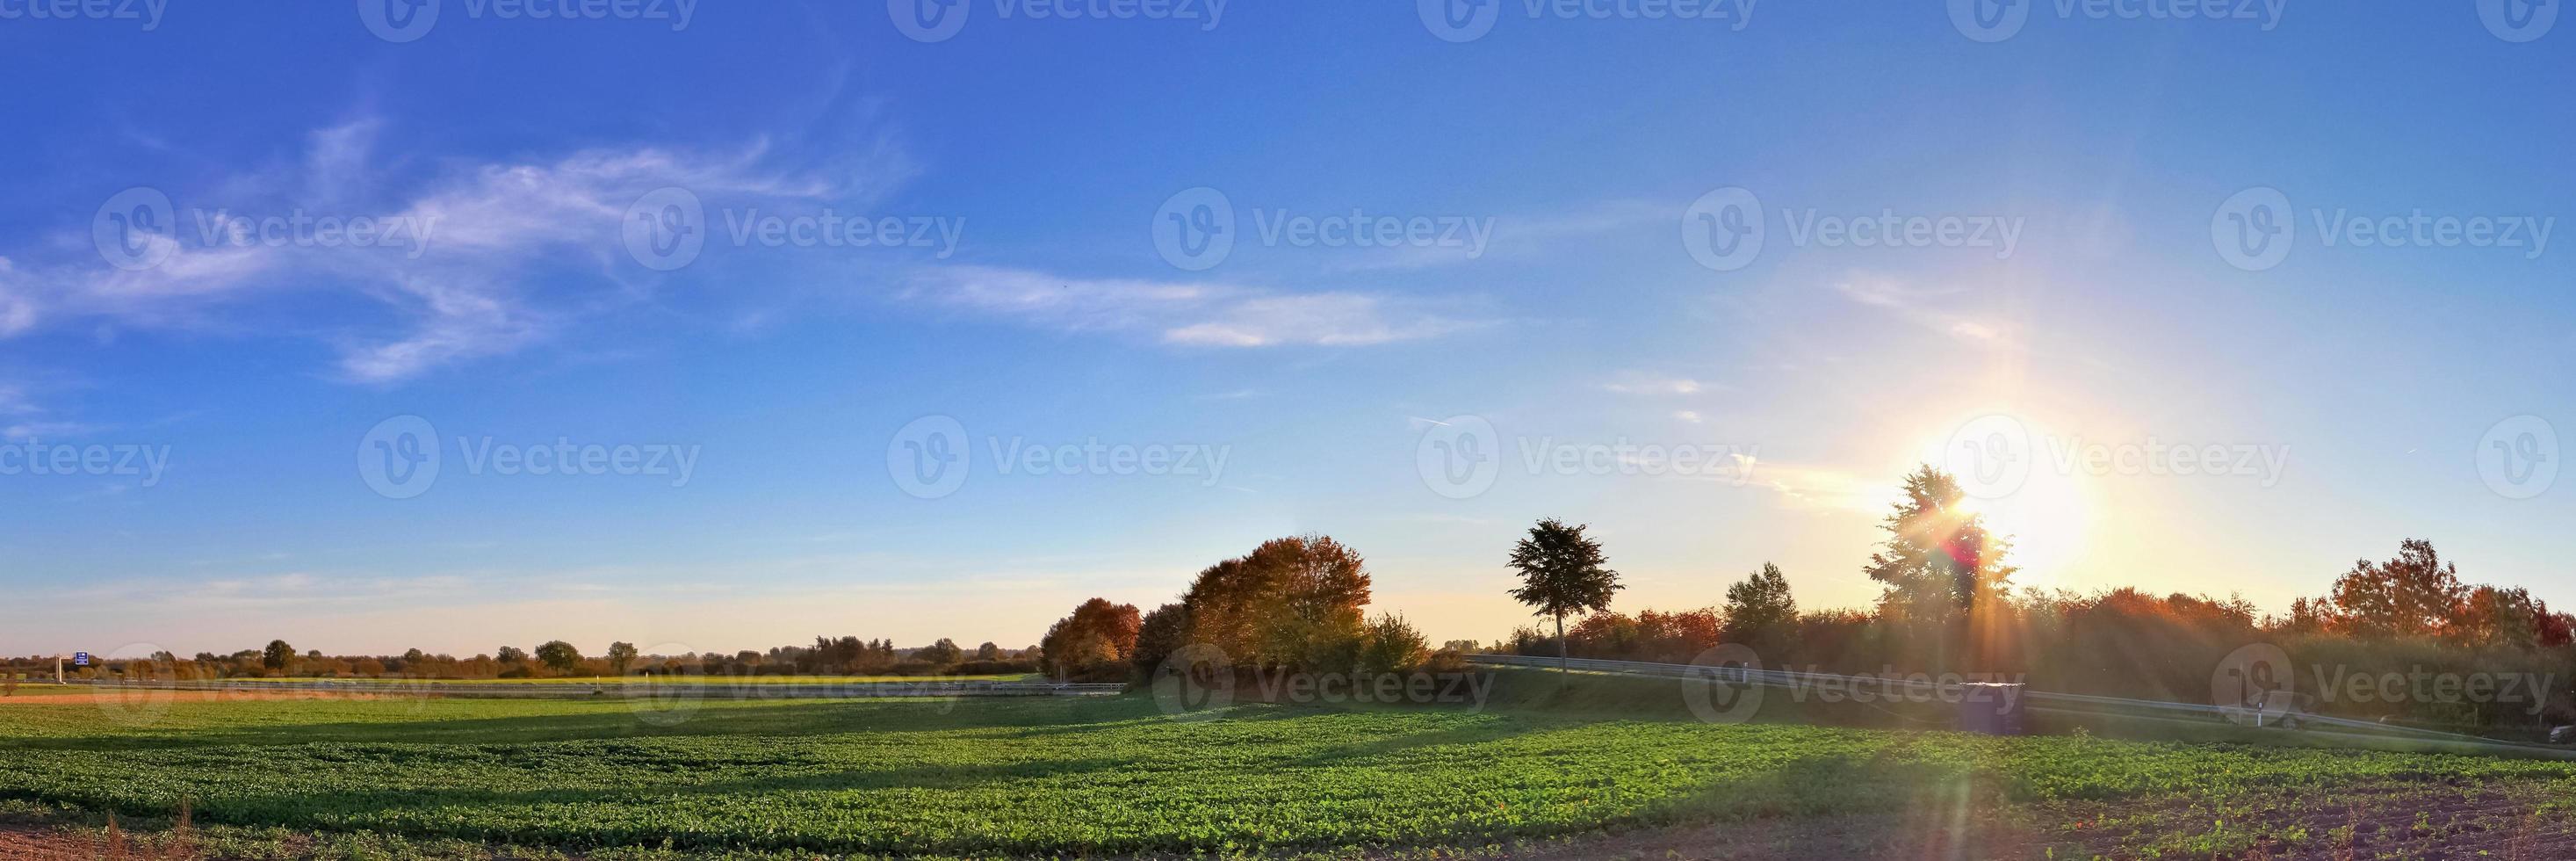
xmin=1491 ymin=465 xmax=2576 ymax=731
xmin=11 ymin=635 xmax=1043 ymax=681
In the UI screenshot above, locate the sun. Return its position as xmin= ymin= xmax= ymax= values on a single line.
xmin=1958 ymin=470 xmax=2090 ymax=587
xmin=1916 ymin=415 xmax=2095 ymax=588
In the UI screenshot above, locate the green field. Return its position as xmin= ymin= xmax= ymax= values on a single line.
xmin=214 ymin=674 xmax=1029 ymax=685
xmin=4 ymin=686 xmax=2576 ymax=858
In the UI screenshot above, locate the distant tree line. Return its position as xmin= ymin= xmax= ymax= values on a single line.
xmin=1490 ymin=465 xmax=2576 ymax=732
xmin=9 ymin=635 xmax=1040 ymax=681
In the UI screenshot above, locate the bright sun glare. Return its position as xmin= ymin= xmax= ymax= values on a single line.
xmin=1918 ymin=416 xmax=2094 ymax=589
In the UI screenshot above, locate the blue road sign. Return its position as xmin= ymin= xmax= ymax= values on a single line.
xmin=72 ymin=652 xmax=89 ymax=667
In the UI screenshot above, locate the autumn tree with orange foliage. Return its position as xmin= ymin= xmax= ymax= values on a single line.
xmin=1177 ymin=535 xmax=1374 ymax=672
xmin=1039 ymin=597 xmax=1142 ymax=682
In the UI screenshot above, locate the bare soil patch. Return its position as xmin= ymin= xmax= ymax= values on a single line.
xmin=1382 ymin=781 xmax=2576 ymax=860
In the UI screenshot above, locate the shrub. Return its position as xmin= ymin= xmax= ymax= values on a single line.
xmin=1356 ymin=613 xmax=1430 ymax=676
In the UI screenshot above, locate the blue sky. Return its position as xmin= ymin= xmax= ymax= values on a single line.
xmin=0 ymin=2 xmax=2568 ymax=657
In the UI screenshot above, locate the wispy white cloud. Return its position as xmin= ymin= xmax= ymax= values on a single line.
xmin=0 ymin=259 xmax=36 ymax=337
xmin=1832 ymin=273 xmax=2020 ymax=350
xmin=17 ymin=121 xmax=903 ymax=384
xmin=304 ymin=118 xmax=382 ymax=206
xmin=3 ymin=420 xmax=105 ymax=440
xmin=1734 ymin=454 xmax=1895 ymax=516
xmin=1604 ymin=373 xmax=1707 ymax=396
xmin=899 ymin=264 xmax=1483 ymax=349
